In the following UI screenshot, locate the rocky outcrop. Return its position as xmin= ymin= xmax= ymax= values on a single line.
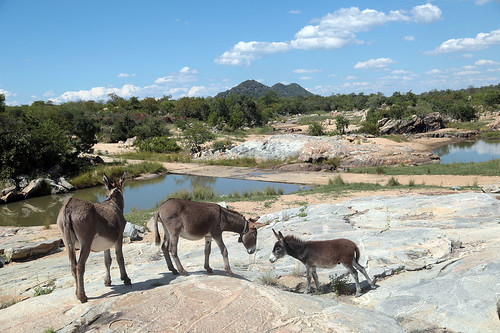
xmin=199 ymin=134 xmax=440 ymax=168
xmin=378 ymin=112 xmax=444 ymax=135
xmin=0 ymin=177 xmax=74 ymax=205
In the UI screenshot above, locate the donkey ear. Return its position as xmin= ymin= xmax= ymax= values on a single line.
xmin=102 ymin=174 xmax=111 ymax=189
xmin=278 ymin=231 xmax=285 ymax=240
xmin=118 ymin=172 xmax=127 ymax=186
xmin=273 ymin=229 xmax=280 ymax=240
xmin=248 ymin=221 xmax=266 ymax=229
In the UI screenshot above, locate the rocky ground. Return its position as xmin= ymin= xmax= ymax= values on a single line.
xmin=1 ymin=191 xmax=499 ymax=332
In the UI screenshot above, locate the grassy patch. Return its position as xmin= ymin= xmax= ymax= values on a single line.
xmin=382 ymin=134 xmax=409 ymax=143
xmin=69 ymin=161 xmax=166 ymax=189
xmin=259 ymin=271 xmax=278 ymax=286
xmin=328 ymin=274 xmax=351 ymax=296
xmin=125 ymin=208 xmax=157 ymax=227
xmin=347 ymin=159 xmax=500 ymax=176
xmin=479 ymin=131 xmax=500 ymax=141
xmin=114 ymin=151 xmax=192 ymax=163
xmin=202 ymin=157 xmax=285 ymax=169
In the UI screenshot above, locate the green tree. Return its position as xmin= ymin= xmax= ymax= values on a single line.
xmin=0 ymin=93 xmax=5 ymax=113
xmin=335 ymin=115 xmax=349 ymax=134
xmin=184 ymin=121 xmax=214 ymax=153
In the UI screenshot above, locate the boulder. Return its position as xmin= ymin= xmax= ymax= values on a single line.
xmin=21 ymin=178 xmax=47 ymax=198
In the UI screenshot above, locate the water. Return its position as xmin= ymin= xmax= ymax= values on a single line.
xmin=433 ymin=139 xmax=500 ymax=164
xmin=0 ymin=174 xmax=309 ymax=227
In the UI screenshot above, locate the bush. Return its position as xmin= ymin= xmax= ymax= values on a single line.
xmin=308 ymin=121 xmax=325 ymax=136
xmin=137 ymin=136 xmax=181 ymax=153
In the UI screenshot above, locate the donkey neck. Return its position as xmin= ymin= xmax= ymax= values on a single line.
xmin=221 ymin=208 xmax=246 ymax=233
xmin=105 ymin=189 xmax=124 ymax=212
xmin=283 ymin=237 xmax=308 ymax=263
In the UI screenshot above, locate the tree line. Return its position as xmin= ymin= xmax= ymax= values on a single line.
xmin=1 ymin=85 xmax=499 ymax=180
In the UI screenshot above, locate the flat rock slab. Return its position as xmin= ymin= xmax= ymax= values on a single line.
xmin=1 ymin=192 xmax=500 ymax=332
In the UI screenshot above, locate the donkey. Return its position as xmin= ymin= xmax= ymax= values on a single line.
xmin=153 ymin=198 xmax=262 ymax=276
xmin=269 ymin=229 xmax=376 ymax=297
xmin=57 ymin=173 xmax=131 ymax=303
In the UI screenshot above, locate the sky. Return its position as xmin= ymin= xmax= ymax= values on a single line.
xmin=1 ymin=0 xmax=499 ymax=106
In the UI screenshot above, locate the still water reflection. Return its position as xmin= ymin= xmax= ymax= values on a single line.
xmin=0 ymin=174 xmax=308 ymax=227
xmin=433 ymin=140 xmax=500 ymax=164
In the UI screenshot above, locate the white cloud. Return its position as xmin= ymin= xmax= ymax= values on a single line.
xmin=426 ymin=69 xmax=442 ymax=74
xmin=392 ymin=69 xmax=412 ymax=74
xmin=411 ymin=4 xmax=442 ymax=24
xmin=346 ymin=75 xmax=357 ymax=80
xmin=299 ymin=76 xmax=312 ymax=80
xmin=0 ymin=88 xmax=16 ymax=98
xmin=50 ymin=67 xmax=202 ymax=103
xmin=117 ymin=73 xmax=136 ymax=78
xmin=404 ymin=35 xmax=415 ymax=41
xmin=289 ymin=10 xmax=301 ymax=14
xmin=216 ymin=5 xmax=441 ymax=66
xmin=354 ymin=57 xmax=396 ymax=69
xmin=429 ymin=29 xmax=500 ymax=54
xmin=293 ymin=68 xmax=322 ymax=74
xmin=188 ymin=86 xmax=207 ymax=96
xmin=475 ymin=59 xmax=500 ymax=66
xmin=475 ymin=0 xmax=499 ymax=5
xmin=455 ymin=70 xmax=481 ymax=76
xmin=328 ymin=73 xmax=337 ymax=77
xmin=43 ymin=90 xmax=55 ymax=97
xmin=215 ymin=41 xmax=291 ymax=65
xmin=155 ymin=67 xmax=199 ymax=84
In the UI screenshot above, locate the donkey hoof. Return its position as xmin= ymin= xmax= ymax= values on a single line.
xmin=104 ymin=279 xmax=111 ymax=287
xmin=78 ymin=295 xmax=88 ymax=303
xmin=171 ymin=270 xmax=179 ymax=275
xmin=226 ymin=270 xmax=233 ymax=276
xmin=206 ymin=268 xmax=213 ymax=274
xmin=180 ymin=270 xmax=189 ymax=276
xmin=123 ymin=278 xmax=132 ymax=285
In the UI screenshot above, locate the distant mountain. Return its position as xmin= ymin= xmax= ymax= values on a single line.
xmin=215 ymin=80 xmax=312 ymax=98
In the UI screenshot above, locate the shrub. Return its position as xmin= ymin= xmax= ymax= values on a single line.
xmin=308 ymin=121 xmax=325 ymax=136
xmin=137 ymin=136 xmax=181 ymax=153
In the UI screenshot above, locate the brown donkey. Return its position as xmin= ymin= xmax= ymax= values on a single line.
xmin=153 ymin=198 xmax=262 ymax=276
xmin=57 ymin=173 xmax=131 ymax=303
xmin=269 ymin=229 xmax=376 ymax=297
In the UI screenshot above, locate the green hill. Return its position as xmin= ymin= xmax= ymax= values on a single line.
xmin=216 ymin=80 xmax=312 ymax=98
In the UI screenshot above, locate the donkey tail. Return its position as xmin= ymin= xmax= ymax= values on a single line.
xmin=354 ymin=245 xmax=361 ymax=264
xmin=153 ymin=210 xmax=161 ymax=246
xmin=63 ymin=201 xmax=76 ymax=254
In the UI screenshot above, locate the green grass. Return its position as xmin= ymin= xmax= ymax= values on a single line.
xmin=479 ymin=131 xmax=500 ymax=141
xmin=446 ymin=120 xmax=490 ymax=131
xmin=69 ymin=161 xmax=166 ymax=189
xmin=114 ymin=151 xmax=192 ymax=163
xmin=202 ymin=157 xmax=285 ymax=169
xmin=125 ymin=208 xmax=157 ymax=228
xmin=347 ymin=159 xmax=500 ymax=176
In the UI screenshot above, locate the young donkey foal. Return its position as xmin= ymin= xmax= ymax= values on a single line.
xmin=153 ymin=198 xmax=262 ymax=275
xmin=57 ymin=173 xmax=131 ymax=303
xmin=269 ymin=229 xmax=376 ymax=297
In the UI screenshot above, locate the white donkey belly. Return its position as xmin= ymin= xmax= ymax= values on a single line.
xmin=75 ymin=235 xmax=116 ymax=252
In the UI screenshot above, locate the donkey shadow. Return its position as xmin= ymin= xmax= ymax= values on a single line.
xmin=89 ymin=269 xmax=249 ymax=301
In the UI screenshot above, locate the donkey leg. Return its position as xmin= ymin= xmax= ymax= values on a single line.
xmin=75 ymin=243 xmax=91 ymax=303
xmin=343 ymin=263 xmax=361 ymax=297
xmin=213 ymin=235 xmax=232 ymax=276
xmin=311 ymin=267 xmax=320 ymax=293
xmin=104 ymin=249 xmax=112 ymax=286
xmin=169 ymin=235 xmax=188 ymax=276
xmin=204 ymin=236 xmax=213 ymax=274
xmin=304 ymin=264 xmax=312 ymax=294
xmin=160 ymin=226 xmax=178 ymax=274
xmin=115 ymin=238 xmax=131 ymax=285
xmin=352 ymin=259 xmax=376 ymax=288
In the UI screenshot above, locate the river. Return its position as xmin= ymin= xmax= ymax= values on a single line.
xmin=0 ymin=174 xmax=308 ymax=227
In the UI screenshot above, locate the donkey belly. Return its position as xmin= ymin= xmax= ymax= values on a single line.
xmin=74 ymin=235 xmax=116 ymax=252
xmin=179 ymin=230 xmax=209 ymax=241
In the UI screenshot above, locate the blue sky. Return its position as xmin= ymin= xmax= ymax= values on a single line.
xmin=1 ymin=0 xmax=499 ymax=106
